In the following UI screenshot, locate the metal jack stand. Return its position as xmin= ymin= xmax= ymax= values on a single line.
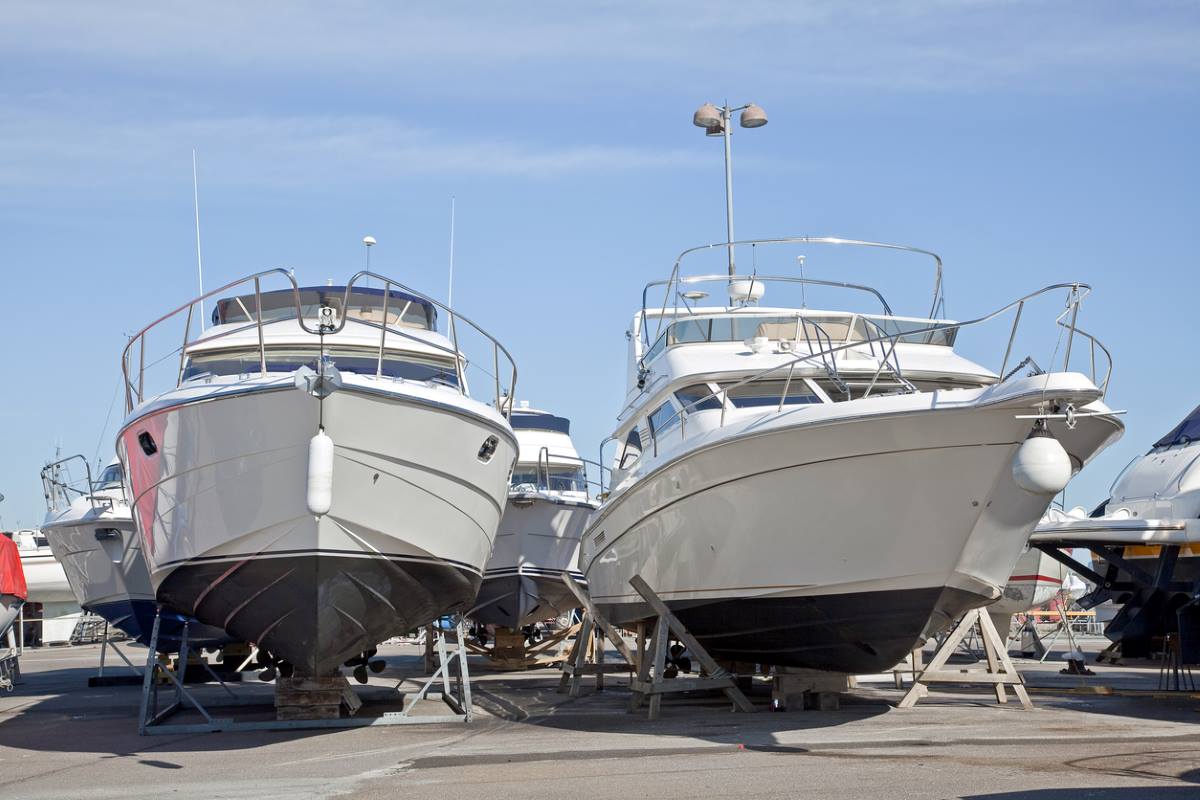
xmin=1 ymin=616 xmax=20 ymax=692
xmin=898 ymin=607 xmax=1033 ymax=710
xmin=138 ymin=607 xmax=475 ymax=734
xmin=90 ymin=622 xmax=145 ymax=687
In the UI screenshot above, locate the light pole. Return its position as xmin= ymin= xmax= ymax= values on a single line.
xmin=692 ymin=102 xmax=768 ymax=276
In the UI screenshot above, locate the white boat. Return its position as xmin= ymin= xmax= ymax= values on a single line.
xmin=470 ymin=405 xmax=600 ymax=630
xmin=39 ymin=455 xmax=227 ymax=649
xmin=9 ymin=528 xmax=80 ymax=644
xmin=1031 ymin=404 xmax=1200 ymax=659
xmin=580 ymin=236 xmax=1123 ymax=674
xmin=117 ymin=271 xmax=518 ymax=676
xmin=987 ymin=544 xmax=1075 ymax=642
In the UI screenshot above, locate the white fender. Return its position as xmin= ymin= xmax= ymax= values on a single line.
xmin=1012 ymin=431 xmax=1071 ymax=495
xmin=307 ymin=430 xmax=334 ymax=516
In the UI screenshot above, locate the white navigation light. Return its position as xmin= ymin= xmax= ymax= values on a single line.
xmin=362 ymin=235 xmax=377 ymax=246
xmin=1012 ymin=423 xmax=1071 ymax=495
xmin=307 ymin=430 xmax=334 ymax=516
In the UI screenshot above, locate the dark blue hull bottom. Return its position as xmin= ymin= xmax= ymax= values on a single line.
xmin=89 ymin=599 xmax=231 ymax=652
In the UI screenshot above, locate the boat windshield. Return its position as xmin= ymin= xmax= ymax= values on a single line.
xmin=510 ymin=464 xmax=587 ymax=493
xmin=1153 ymin=404 xmax=1200 ymax=449
xmin=182 ymin=348 xmax=459 ymax=386
xmin=94 ymin=463 xmax=123 ymax=490
xmin=213 ymin=287 xmax=436 ymax=331
xmin=643 ymin=313 xmax=955 ymax=364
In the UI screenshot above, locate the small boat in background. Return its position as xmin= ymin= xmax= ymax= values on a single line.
xmin=9 ymin=528 xmax=79 ymax=644
xmin=39 ymin=455 xmax=227 ymax=649
xmin=471 ymin=405 xmax=601 ymax=631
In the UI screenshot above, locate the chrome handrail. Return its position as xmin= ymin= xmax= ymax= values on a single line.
xmin=527 ymin=446 xmax=610 ymax=501
xmin=40 ymin=454 xmax=120 ymax=513
xmin=642 ymin=236 xmax=944 ymax=348
xmin=647 ymin=282 xmax=1111 ymax=452
xmin=121 ymin=268 xmax=518 ymax=418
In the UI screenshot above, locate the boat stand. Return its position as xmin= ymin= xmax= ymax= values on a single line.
xmin=898 ymin=607 xmax=1033 ymax=710
xmin=557 ymin=574 xmax=755 ymax=719
xmin=90 ymin=622 xmax=145 ymax=687
xmin=464 ymin=621 xmax=581 ymax=670
xmin=137 ymin=607 xmax=475 ymax=735
xmin=556 ymin=574 xmax=636 ymax=696
xmin=1 ymin=618 xmax=20 ymax=692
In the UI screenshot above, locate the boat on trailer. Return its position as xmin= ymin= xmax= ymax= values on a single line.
xmin=117 ymin=271 xmax=518 ymax=676
xmin=581 ymin=236 xmax=1124 ymax=674
xmin=39 ymin=454 xmax=228 ymax=649
xmin=471 ymin=405 xmax=601 ymax=631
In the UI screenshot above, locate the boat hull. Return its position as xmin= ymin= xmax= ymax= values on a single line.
xmin=583 ymin=379 xmax=1121 ymax=673
xmin=118 ymin=378 xmax=515 ymax=675
xmin=472 ymin=494 xmax=593 ymax=629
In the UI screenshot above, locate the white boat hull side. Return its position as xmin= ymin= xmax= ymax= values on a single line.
xmin=41 ymin=512 xmax=153 ymax=611
xmin=582 ymin=393 xmax=1118 ymax=673
xmin=472 ymin=494 xmax=593 ymax=629
xmin=18 ymin=552 xmax=74 ymax=604
xmin=118 ymin=380 xmax=516 ymax=675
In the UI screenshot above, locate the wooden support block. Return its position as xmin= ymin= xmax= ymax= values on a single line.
xmin=275 ymin=675 xmax=351 ymax=721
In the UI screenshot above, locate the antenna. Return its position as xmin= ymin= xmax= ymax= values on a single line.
xmin=362 ymin=236 xmax=376 ymax=289
xmin=192 ymin=150 xmax=206 ymax=330
xmin=448 ymin=197 xmax=456 ymax=307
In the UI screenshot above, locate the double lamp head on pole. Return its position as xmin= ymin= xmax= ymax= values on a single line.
xmin=691 ymin=102 xmax=768 ymax=277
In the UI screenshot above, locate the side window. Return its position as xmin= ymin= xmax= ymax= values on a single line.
xmin=648 ymin=401 xmax=681 ymax=437
xmin=674 ymin=383 xmax=721 ymax=413
xmin=618 ymin=427 xmax=642 ymax=470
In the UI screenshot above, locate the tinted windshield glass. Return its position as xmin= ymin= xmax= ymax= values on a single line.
xmin=214 ymin=287 xmax=434 ymax=330
xmin=182 ymin=349 xmax=458 ymax=386
xmin=95 ymin=464 xmax=123 ymax=490
xmin=1154 ymin=405 xmax=1200 ymax=448
xmin=724 ymin=379 xmax=821 ymax=408
xmin=510 ymin=465 xmax=587 ymax=493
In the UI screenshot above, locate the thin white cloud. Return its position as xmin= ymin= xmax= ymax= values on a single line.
xmin=0 ymin=112 xmax=707 ymax=188
xmin=1 ymin=0 xmax=1196 ymax=93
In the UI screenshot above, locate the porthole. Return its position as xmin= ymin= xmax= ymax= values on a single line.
xmin=138 ymin=431 xmax=158 ymax=456
xmin=477 ymin=435 xmax=499 ymax=463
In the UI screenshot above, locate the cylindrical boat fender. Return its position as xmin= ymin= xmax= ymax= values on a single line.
xmin=1012 ymin=423 xmax=1071 ymax=495
xmin=307 ymin=430 xmax=334 ymax=516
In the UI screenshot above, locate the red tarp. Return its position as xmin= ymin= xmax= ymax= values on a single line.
xmin=0 ymin=535 xmax=28 ymax=600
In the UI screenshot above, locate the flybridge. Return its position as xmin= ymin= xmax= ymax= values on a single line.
xmin=213 ymin=285 xmax=438 ymax=331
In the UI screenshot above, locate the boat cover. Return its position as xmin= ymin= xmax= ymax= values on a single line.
xmin=0 ymin=536 xmax=28 ymax=600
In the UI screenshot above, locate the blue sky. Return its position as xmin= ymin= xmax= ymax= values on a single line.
xmin=1 ymin=1 xmax=1197 ymax=526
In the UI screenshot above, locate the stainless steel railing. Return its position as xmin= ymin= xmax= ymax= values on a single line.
xmin=642 ymin=236 xmax=945 ymax=349
xmin=120 ymin=268 xmax=518 ymax=418
xmin=40 ymin=454 xmax=120 ymax=513
xmin=529 ymin=446 xmax=610 ymax=502
xmin=641 ymin=282 xmax=1112 ymax=459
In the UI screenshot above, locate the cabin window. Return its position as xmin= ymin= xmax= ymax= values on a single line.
xmin=648 ymin=401 xmax=682 ymax=437
xmin=860 ymin=317 xmax=956 ymax=346
xmin=214 ymin=288 xmax=434 ymax=330
xmin=181 ymin=348 xmax=459 ymax=386
xmin=674 ymin=384 xmax=722 ymax=413
xmin=510 ymin=465 xmax=587 ymax=493
xmin=94 ymin=463 xmax=123 ymax=490
xmin=723 ymin=379 xmax=821 ymax=408
xmin=618 ymin=428 xmax=642 ymax=470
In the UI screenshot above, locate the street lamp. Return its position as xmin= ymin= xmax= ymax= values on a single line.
xmin=692 ymin=101 xmax=768 ymax=276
